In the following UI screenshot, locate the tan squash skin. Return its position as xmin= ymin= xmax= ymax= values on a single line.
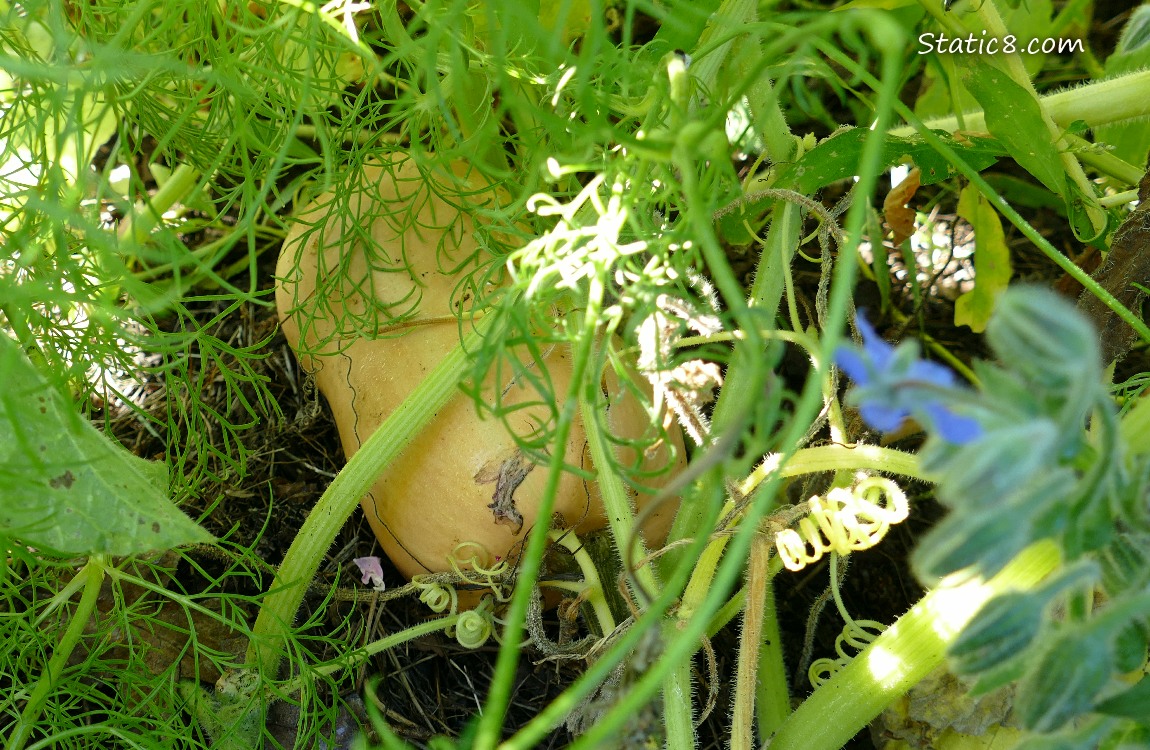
xmin=275 ymin=156 xmax=683 ymax=581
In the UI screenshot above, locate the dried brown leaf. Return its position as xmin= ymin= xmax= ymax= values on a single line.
xmin=883 ymin=167 xmax=922 ymax=247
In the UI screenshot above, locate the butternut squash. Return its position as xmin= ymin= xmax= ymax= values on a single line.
xmin=275 ymin=155 xmax=682 ymax=581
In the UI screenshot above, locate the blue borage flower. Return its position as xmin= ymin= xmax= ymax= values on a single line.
xmin=835 ymin=312 xmax=982 ymax=444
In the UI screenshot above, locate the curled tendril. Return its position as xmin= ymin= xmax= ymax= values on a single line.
xmin=449 ymin=542 xmax=513 ymax=602
xmin=808 ymin=618 xmax=887 ymax=688
xmin=413 ymin=578 xmax=457 ymax=614
xmin=775 ymin=476 xmax=909 ymax=572
xmin=451 ymin=596 xmax=497 ymax=649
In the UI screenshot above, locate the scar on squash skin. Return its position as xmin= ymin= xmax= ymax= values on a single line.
xmin=475 ymin=449 xmax=534 ymax=534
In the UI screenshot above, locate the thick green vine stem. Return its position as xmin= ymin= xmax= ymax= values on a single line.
xmin=243 ymin=313 xmax=496 ymax=679
xmin=765 ymin=540 xmax=1061 ymax=750
xmin=888 ymin=69 xmax=1150 ymax=138
xmin=579 ymin=393 xmax=660 ymax=606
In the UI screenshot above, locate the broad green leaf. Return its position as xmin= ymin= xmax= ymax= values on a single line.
xmin=0 ymin=334 xmax=214 ymax=556
xmin=867 ymin=205 xmax=892 ymax=314
xmin=982 ymin=173 xmax=1065 ymax=213
xmin=1113 ymin=620 xmax=1149 ymax=674
xmin=1096 ymin=6 xmax=1150 ymax=168
xmin=913 ymin=60 xmax=981 ymax=123
xmin=962 ymin=59 xmax=1067 ymax=199
xmin=954 ymin=184 xmax=1012 ymax=332
xmin=777 ymin=126 xmax=1003 ymax=193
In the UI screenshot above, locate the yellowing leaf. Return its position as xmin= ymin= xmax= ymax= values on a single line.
xmin=955 ymin=185 xmax=1012 ymax=333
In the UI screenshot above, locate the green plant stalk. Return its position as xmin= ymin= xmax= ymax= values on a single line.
xmin=755 ymin=568 xmax=789 ymax=739
xmin=566 ymin=12 xmax=907 ymax=746
xmin=1100 ymin=190 xmax=1139 ymax=208
xmin=672 ymin=446 xmax=923 ymax=734
xmin=732 ymin=535 xmax=775 ymax=750
xmin=548 ymin=529 xmax=616 ymax=635
xmin=473 ymin=283 xmax=604 ymax=750
xmin=6 ymin=555 xmax=105 ymax=750
xmin=31 ymin=564 xmax=96 ymax=628
xmin=707 ymin=586 xmax=747 ymax=637
xmin=497 ymin=495 xmax=719 ymax=750
xmin=720 ymin=201 xmax=803 ymax=425
xmin=675 ymin=442 xmax=922 ymax=624
xmin=273 ymin=0 xmax=375 ymax=59
xmin=501 ymin=13 xmax=896 ymax=748
xmin=293 ymin=614 xmax=460 ymax=687
xmin=687 ymin=0 xmax=757 ymax=117
xmin=662 ymin=192 xmax=797 ymax=570
xmin=659 ymin=155 xmax=802 ymax=580
xmin=245 ymin=313 xmax=495 ymax=677
xmin=736 ymin=38 xmax=795 ymax=166
xmin=889 ymin=69 xmax=1150 ymax=138
xmin=1063 ymin=132 xmax=1146 ymax=186
xmin=116 ymin=163 xmax=202 ymax=246
xmin=742 ymin=443 xmax=926 ymax=499
xmin=889 ymin=306 xmax=980 ymax=386
xmin=766 ymin=541 xmax=1061 ymax=750
xmin=658 ymin=105 xmax=776 ymax=746
xmin=580 ymin=394 xmax=660 ymax=604
xmin=663 ymin=639 xmax=697 ymax=750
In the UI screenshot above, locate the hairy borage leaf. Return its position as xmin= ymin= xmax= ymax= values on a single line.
xmin=0 ymin=334 xmax=214 ymax=555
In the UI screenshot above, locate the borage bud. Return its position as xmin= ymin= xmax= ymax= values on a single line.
xmin=1016 ymin=625 xmax=1113 ymax=733
xmin=948 ymin=590 xmax=1044 ymax=677
xmin=986 ymin=286 xmax=1101 ymax=393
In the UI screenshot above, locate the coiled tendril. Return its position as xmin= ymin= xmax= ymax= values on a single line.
xmin=449 ymin=541 xmax=513 ymax=602
xmin=452 ymin=595 xmax=498 ymax=649
xmin=413 ymin=578 xmax=457 ymax=614
xmin=412 ymin=542 xmax=515 ymax=616
xmin=808 ymin=617 xmax=886 ymax=688
xmin=775 ymin=476 xmax=909 ymax=572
